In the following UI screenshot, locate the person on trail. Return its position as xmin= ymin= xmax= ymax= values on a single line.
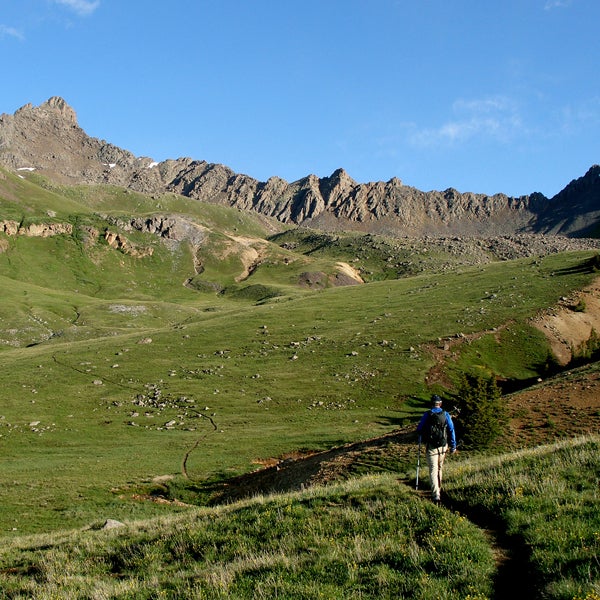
xmin=416 ymin=394 xmax=457 ymax=503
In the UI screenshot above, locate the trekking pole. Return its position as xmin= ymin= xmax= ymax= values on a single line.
xmin=415 ymin=437 xmax=421 ymax=490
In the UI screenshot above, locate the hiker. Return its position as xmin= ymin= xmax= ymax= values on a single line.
xmin=416 ymin=394 xmax=457 ymax=503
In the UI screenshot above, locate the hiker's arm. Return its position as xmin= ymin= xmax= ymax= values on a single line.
xmin=416 ymin=412 xmax=428 ymax=435
xmin=446 ymin=413 xmax=457 ymax=451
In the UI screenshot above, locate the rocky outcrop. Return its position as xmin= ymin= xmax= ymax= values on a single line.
xmin=104 ymin=230 xmax=154 ymax=258
xmin=103 ymin=214 xmax=209 ymax=248
xmin=1 ymin=97 xmax=599 ymax=238
xmin=1 ymin=220 xmax=73 ymax=237
xmin=530 ymin=165 xmax=600 ymax=237
xmin=0 ymin=216 xmax=156 ymax=258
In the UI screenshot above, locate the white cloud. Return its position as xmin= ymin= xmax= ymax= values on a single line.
xmin=54 ymin=0 xmax=100 ymax=16
xmin=559 ymin=97 xmax=600 ymax=133
xmin=0 ymin=24 xmax=25 ymax=41
xmin=544 ymin=0 xmax=573 ymax=9
xmin=409 ymin=96 xmax=523 ymax=148
xmin=452 ymin=97 xmax=516 ymax=115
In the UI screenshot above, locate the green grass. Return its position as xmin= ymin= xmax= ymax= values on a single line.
xmin=0 ymin=475 xmax=495 ymax=599
xmin=448 ymin=322 xmax=554 ymax=383
xmin=0 ymin=249 xmax=595 ymax=534
xmin=445 ymin=435 xmax=600 ymax=600
xmin=0 ymin=438 xmax=597 ymax=599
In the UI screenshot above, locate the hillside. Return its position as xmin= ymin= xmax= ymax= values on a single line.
xmin=0 ymin=166 xmax=599 ymax=536
xmin=0 ymin=141 xmax=600 ymax=600
xmin=1 ymin=97 xmax=600 ymax=237
xmin=1 ymin=99 xmax=600 ymax=598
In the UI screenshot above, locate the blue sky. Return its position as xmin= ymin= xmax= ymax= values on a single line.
xmin=1 ymin=0 xmax=598 ymax=197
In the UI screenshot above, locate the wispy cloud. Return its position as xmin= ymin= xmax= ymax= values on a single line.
xmin=558 ymin=97 xmax=600 ymax=133
xmin=409 ymin=96 xmax=523 ymax=148
xmin=0 ymin=24 xmax=25 ymax=41
xmin=544 ymin=0 xmax=573 ymax=10
xmin=53 ymin=0 xmax=100 ymax=16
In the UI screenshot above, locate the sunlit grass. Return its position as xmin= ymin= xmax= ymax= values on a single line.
xmin=445 ymin=435 xmax=600 ymax=599
xmin=0 ymin=475 xmax=495 ymax=599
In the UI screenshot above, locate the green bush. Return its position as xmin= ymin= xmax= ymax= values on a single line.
xmin=454 ymin=373 xmax=506 ymax=449
xmin=570 ymin=327 xmax=600 ymax=364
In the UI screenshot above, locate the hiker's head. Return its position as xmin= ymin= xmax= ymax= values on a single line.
xmin=431 ymin=394 xmax=442 ymax=407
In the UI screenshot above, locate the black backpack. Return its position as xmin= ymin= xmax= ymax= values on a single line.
xmin=425 ymin=410 xmax=447 ymax=448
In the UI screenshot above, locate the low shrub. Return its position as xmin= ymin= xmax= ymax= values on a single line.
xmin=454 ymin=372 xmax=506 ymax=449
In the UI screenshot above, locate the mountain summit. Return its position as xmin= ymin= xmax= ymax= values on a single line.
xmin=1 ymin=97 xmax=599 ymax=237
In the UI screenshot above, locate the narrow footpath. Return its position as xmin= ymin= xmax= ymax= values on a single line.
xmin=193 ymin=427 xmax=534 ymax=599
xmin=442 ymin=495 xmax=535 ymax=600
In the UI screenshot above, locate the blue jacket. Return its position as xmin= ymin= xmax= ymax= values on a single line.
xmin=416 ymin=406 xmax=456 ymax=449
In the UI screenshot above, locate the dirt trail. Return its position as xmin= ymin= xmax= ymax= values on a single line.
xmin=203 ymin=357 xmax=599 ymax=597
xmin=176 ymin=280 xmax=600 ymax=595
xmin=440 ymin=494 xmax=535 ymax=600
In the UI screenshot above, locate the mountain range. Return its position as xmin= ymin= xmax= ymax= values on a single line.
xmin=1 ymin=96 xmax=599 ymax=238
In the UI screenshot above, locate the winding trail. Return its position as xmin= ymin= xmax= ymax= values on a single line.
xmin=442 ymin=496 xmax=534 ymax=600
xmin=202 ymin=426 xmax=530 ymax=598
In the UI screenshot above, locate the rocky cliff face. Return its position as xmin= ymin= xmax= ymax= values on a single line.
xmin=1 ymin=97 xmax=598 ymax=238
xmin=532 ymin=165 xmax=600 ymax=236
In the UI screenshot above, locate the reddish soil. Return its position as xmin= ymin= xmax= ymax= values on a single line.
xmin=502 ymin=368 xmax=600 ymax=447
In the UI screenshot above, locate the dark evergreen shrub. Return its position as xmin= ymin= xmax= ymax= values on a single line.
xmin=455 ymin=373 xmax=506 ymax=449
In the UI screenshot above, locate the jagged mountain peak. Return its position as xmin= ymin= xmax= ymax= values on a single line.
xmin=327 ymin=167 xmax=354 ymax=182
xmin=13 ymin=96 xmax=78 ymax=125
xmin=0 ymin=97 xmax=598 ymax=238
xmin=42 ymin=96 xmax=78 ymax=123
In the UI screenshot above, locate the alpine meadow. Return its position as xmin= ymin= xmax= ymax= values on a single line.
xmin=0 ymin=99 xmax=599 ymax=599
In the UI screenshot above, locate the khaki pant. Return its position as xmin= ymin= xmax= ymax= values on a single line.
xmin=426 ymin=445 xmax=448 ymax=501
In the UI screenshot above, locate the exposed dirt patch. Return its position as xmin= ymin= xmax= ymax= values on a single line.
xmin=213 ymin=427 xmax=417 ymax=504
xmin=226 ymin=235 xmax=268 ymax=282
xmin=531 ymin=277 xmax=600 ymax=364
xmin=501 ymin=367 xmax=600 ymax=447
xmin=335 ymin=261 xmax=364 ymax=284
xmin=298 ymin=265 xmax=364 ymax=289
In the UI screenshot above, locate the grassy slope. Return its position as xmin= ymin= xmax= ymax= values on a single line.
xmin=0 ymin=437 xmax=597 ymax=599
xmin=0 ymin=171 xmax=598 ymax=553
xmin=1 ymin=250 xmax=595 ymax=532
xmin=1 ymin=170 xmax=599 ymax=597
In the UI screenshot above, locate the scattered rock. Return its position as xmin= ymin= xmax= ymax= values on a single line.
xmin=102 ymin=519 xmax=126 ymax=530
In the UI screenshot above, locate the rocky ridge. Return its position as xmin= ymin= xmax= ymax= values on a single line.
xmin=1 ymin=97 xmax=599 ymax=238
